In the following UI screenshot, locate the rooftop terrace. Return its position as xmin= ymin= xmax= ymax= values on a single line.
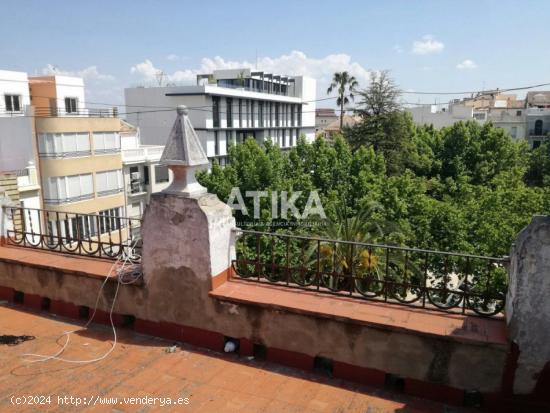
xmin=0 ymin=304 xmax=475 ymax=413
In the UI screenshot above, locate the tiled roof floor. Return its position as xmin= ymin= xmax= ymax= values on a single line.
xmin=0 ymin=304 xmax=476 ymax=412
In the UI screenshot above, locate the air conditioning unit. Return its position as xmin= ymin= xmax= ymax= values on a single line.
xmin=130 ymin=172 xmax=140 ymax=181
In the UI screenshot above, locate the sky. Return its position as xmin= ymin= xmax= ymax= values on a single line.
xmin=2 ymin=0 xmax=550 ymax=111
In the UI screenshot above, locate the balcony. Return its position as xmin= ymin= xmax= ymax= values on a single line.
xmin=128 ymin=180 xmax=147 ymax=196
xmin=122 ymin=145 xmax=164 ymax=163
xmin=0 ymin=104 xmax=32 ymax=117
xmin=34 ymin=107 xmax=118 ymax=118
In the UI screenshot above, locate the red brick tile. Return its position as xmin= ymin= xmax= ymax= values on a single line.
xmin=239 ymin=337 xmax=254 ymax=357
xmin=333 ymin=360 xmax=386 ymax=387
xmin=267 ymin=347 xmax=314 ymax=371
xmin=0 ymin=285 xmax=14 ymax=301
xmin=22 ymin=292 xmax=43 ymax=310
xmin=49 ymin=299 xmax=80 ymax=319
xmin=405 ymin=377 xmax=464 ymax=406
xmin=182 ymin=325 xmax=224 ymax=351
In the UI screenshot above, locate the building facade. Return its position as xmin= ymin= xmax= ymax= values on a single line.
xmin=315 ymin=108 xmax=338 ymax=135
xmin=120 ymin=121 xmax=170 ymax=223
xmin=125 ymin=69 xmax=316 ymax=166
xmin=406 ymin=91 xmax=550 ymax=148
xmin=0 ymin=70 xmax=41 ymax=229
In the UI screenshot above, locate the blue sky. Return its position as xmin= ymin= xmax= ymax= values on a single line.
xmin=2 ymin=0 xmax=549 ymax=109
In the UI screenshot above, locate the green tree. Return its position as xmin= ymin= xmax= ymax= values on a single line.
xmin=355 ymin=70 xmax=401 ymax=117
xmin=327 ymin=71 xmax=359 ymax=130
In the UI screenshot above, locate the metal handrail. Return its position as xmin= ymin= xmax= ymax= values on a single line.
xmin=3 ymin=206 xmax=141 ymax=263
xmin=231 ymin=228 xmax=508 ymax=317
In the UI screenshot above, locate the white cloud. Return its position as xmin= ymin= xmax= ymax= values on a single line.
xmin=456 ymin=59 xmax=477 ymax=70
xmin=393 ymin=44 xmax=403 ymax=54
xmin=41 ymin=64 xmax=115 ymax=81
xmin=130 ymin=50 xmax=373 ymax=103
xmin=411 ymin=35 xmax=444 ymax=55
xmin=166 ymin=54 xmax=179 ymax=61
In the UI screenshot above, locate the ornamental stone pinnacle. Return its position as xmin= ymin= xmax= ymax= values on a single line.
xmin=160 ymin=105 xmax=209 ymax=197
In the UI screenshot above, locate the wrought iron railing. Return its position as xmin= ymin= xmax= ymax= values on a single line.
xmin=3 ymin=206 xmax=141 ymax=263
xmin=232 ymin=229 xmax=509 ymax=317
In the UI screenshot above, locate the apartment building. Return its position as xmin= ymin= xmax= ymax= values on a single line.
xmin=28 ymin=75 xmax=127 ymax=242
xmin=406 ymin=92 xmax=539 ymax=145
xmin=315 ymin=108 xmax=338 ymax=134
xmin=0 ymin=70 xmax=41 ymax=230
xmin=125 ymin=69 xmax=316 ymax=166
xmin=120 ymin=120 xmax=170 ymax=225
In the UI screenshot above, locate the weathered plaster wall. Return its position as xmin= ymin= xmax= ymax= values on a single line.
xmin=506 ymin=215 xmax=550 ymax=394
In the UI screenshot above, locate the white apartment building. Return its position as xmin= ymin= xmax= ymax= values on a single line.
xmin=120 ymin=121 xmax=170 ymax=223
xmin=125 ymin=69 xmax=316 ymax=166
xmin=407 ymin=96 xmax=529 ymax=144
xmin=407 ymin=104 xmax=483 ymax=129
xmin=0 ymin=70 xmax=35 ymax=172
xmin=29 ymin=75 xmax=87 ymax=117
xmin=0 ymin=70 xmax=41 ymax=227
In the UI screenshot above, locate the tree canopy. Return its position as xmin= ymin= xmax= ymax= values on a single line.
xmin=198 ymin=120 xmax=550 ymax=258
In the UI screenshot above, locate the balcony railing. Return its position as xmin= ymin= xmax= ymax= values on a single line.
xmin=121 ymin=146 xmax=164 ymax=162
xmin=3 ymin=206 xmax=141 ymax=263
xmin=34 ymin=107 xmax=118 ymax=118
xmin=232 ymin=229 xmax=509 ymax=317
xmin=128 ymin=181 xmax=147 ymax=195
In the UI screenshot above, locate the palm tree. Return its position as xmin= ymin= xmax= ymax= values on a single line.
xmin=327 ymin=72 xmax=359 ymax=130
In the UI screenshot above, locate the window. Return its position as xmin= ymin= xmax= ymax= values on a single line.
xmin=516 ymin=110 xmax=522 ymax=116
xmin=96 ymin=169 xmax=123 ymax=196
xmin=535 ymin=119 xmax=544 ymax=136
xmin=47 ymin=215 xmax=98 ymax=243
xmin=291 ymin=104 xmax=295 ymax=126
xmin=251 ymin=101 xmax=255 ymax=126
xmin=214 ymin=131 xmax=219 ymax=155
xmin=246 ymin=100 xmax=250 ymax=125
xmin=99 ymin=207 xmax=124 ymax=234
xmin=533 ymin=140 xmax=541 ymax=149
xmin=4 ymin=94 xmax=21 ymax=112
xmin=511 ymin=127 xmax=518 ymax=138
xmin=212 ymin=97 xmax=220 ymax=127
xmin=226 ymin=98 xmax=233 ymax=127
xmin=297 ymin=105 xmax=302 ymax=126
xmin=64 ymin=97 xmax=78 ymax=114
xmin=38 ymin=132 xmax=90 ymax=157
xmin=275 ymin=103 xmax=280 ymax=126
xmin=226 ymin=130 xmax=231 ymax=151
xmin=44 ymin=174 xmax=93 ymax=204
xmin=259 ymin=102 xmax=264 ymax=127
xmin=94 ymin=132 xmax=121 ymax=153
xmin=143 ymin=165 xmax=150 ymax=185
xmin=238 ymin=99 xmax=243 ymax=127
xmin=155 ymin=165 xmax=169 ymax=183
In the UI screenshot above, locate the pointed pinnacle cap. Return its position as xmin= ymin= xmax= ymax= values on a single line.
xmin=160 ymin=105 xmax=209 ymax=167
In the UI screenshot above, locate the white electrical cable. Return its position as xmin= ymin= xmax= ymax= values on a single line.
xmin=21 ymin=239 xmax=142 ymax=364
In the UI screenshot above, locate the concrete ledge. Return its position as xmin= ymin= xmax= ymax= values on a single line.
xmin=0 ymin=245 xmax=118 ymax=280
xmin=210 ymin=279 xmax=508 ymax=347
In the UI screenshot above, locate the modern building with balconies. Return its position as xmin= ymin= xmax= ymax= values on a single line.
xmin=124 ymin=69 xmax=316 ymax=166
